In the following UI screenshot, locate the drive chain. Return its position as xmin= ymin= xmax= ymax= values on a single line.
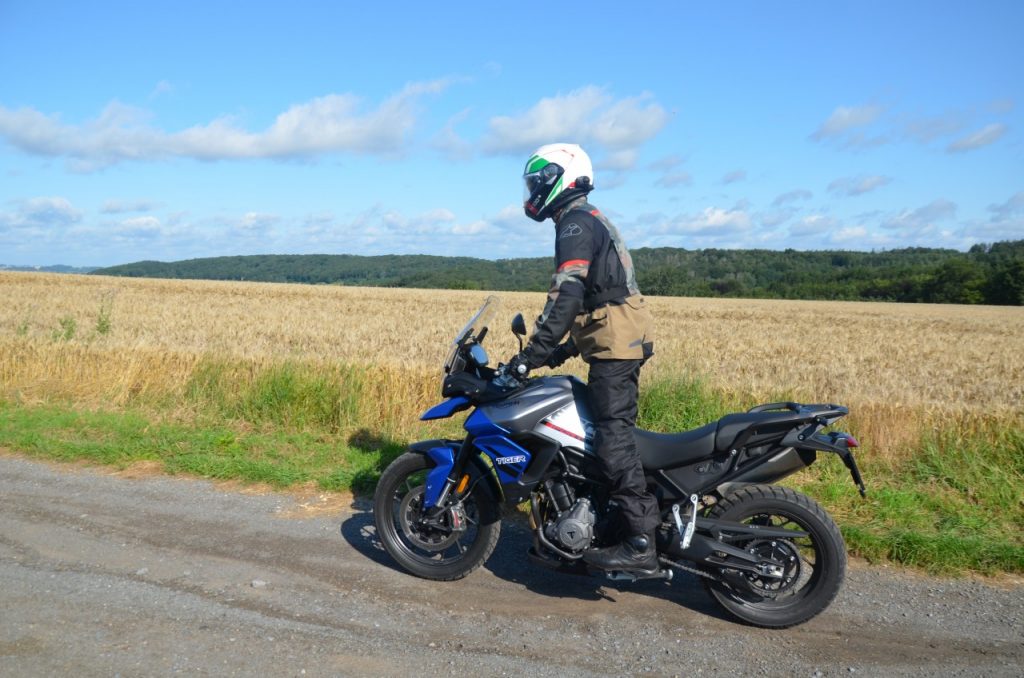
xmin=659 ymin=557 xmax=720 ymax=582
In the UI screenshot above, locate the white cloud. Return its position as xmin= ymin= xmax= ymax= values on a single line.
xmin=297 ymin=204 xmax=525 ymax=254
xmin=987 ymin=190 xmax=1024 ymax=221
xmin=962 ymin=190 xmax=1024 ymax=241
xmin=430 ymin=108 xmax=474 ymax=161
xmin=827 ymin=175 xmax=891 ymax=197
xmin=149 ymin=80 xmax=174 ymax=100
xmin=662 ymin=207 xmax=752 ymax=236
xmin=758 ymin=209 xmax=795 ymax=228
xmin=881 ymin=199 xmax=958 ymax=241
xmin=810 ymin=104 xmax=886 ymax=147
xmin=772 ymin=189 xmax=813 ymax=206
xmin=452 ymin=220 xmax=489 ymax=235
xmin=481 ymin=86 xmax=669 ymax=155
xmin=0 ymin=80 xmax=451 ymax=170
xmin=790 ymin=214 xmax=838 ymax=237
xmin=813 ymin=105 xmax=883 ymax=137
xmin=233 ymin=212 xmax=281 ymax=235
xmin=832 ymin=226 xmax=868 ymax=243
xmin=946 ymin=123 xmax=1008 ymax=153
xmin=0 ymin=196 xmax=82 ymax=233
xmin=101 ymin=198 xmax=159 ymax=214
xmin=115 ymin=216 xmax=163 ymax=240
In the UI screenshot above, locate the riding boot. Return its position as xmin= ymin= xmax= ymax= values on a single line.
xmin=582 ymin=532 xmax=658 ymax=573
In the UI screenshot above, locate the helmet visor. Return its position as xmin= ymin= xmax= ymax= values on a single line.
xmin=522 ymin=162 xmax=564 ymax=202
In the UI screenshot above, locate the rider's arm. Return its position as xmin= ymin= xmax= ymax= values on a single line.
xmin=521 ymin=217 xmax=592 ymax=368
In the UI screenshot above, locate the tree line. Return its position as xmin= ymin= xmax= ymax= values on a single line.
xmin=91 ymin=239 xmax=1024 ymax=305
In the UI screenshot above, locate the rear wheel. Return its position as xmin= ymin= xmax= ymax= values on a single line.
xmin=373 ymin=452 xmax=501 ymax=581
xmin=703 ymin=485 xmax=846 ymax=628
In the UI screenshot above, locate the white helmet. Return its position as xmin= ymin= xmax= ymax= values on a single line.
xmin=522 ymin=143 xmax=594 ymax=222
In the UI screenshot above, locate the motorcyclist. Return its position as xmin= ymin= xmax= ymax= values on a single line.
xmin=506 ymin=143 xmax=659 ymax=574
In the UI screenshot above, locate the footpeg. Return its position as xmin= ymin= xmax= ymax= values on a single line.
xmin=671 ymin=494 xmax=699 ymax=550
xmin=606 ymin=568 xmax=673 ymax=583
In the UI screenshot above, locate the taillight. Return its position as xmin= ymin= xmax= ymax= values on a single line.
xmin=845 ymin=435 xmax=860 ymax=448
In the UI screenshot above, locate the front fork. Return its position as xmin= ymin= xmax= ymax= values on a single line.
xmin=423 ymin=436 xmax=476 ymax=519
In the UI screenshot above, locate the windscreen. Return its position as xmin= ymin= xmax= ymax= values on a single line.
xmin=444 ymin=295 xmax=501 ymax=374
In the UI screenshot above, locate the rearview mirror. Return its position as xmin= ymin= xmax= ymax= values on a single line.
xmin=511 ymin=313 xmax=527 ymax=337
xmin=511 ymin=313 xmax=527 ymax=353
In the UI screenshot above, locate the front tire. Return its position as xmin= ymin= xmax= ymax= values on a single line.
xmin=373 ymin=452 xmax=501 ymax=581
xmin=703 ymin=485 xmax=846 ymax=628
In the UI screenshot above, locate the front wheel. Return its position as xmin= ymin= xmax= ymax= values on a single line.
xmin=373 ymin=452 xmax=501 ymax=581
xmin=703 ymin=485 xmax=847 ymax=628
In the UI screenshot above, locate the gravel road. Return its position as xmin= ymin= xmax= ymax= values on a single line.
xmin=1 ymin=453 xmax=1020 ymax=677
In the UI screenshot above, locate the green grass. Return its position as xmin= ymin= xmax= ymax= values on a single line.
xmin=183 ymin=359 xmax=367 ymax=432
xmin=787 ymin=423 xmax=1024 ymax=574
xmin=1 ymin=365 xmax=1021 ymax=576
xmin=0 ymin=402 xmax=406 ymax=494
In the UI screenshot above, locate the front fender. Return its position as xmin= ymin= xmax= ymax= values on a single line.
xmin=408 ymin=439 xmax=504 ymax=507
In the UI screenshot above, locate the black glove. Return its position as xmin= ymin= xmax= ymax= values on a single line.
xmin=544 ymin=344 xmax=573 ymax=369
xmin=544 ymin=341 xmax=579 ymax=369
xmin=506 ymin=353 xmax=531 ymax=380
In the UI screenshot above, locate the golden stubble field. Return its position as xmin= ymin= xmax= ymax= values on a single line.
xmin=2 ymin=270 xmax=1022 ymax=453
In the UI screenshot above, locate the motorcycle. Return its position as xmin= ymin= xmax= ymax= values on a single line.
xmin=373 ymin=297 xmax=866 ymax=628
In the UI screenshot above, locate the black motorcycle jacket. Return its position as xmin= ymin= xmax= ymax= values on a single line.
xmin=522 ymin=197 xmax=651 ymax=367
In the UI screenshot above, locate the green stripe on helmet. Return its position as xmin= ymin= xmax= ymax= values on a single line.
xmin=543 ymin=176 xmax=564 ymax=206
xmin=525 ymin=155 xmax=549 ymax=174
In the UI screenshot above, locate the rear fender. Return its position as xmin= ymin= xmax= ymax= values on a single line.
xmin=786 ymin=430 xmax=867 ymax=497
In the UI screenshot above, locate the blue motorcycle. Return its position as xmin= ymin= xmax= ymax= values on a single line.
xmin=373 ymin=297 xmax=865 ymax=627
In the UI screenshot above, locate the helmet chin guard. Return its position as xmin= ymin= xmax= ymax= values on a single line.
xmin=522 ymin=143 xmax=594 ymax=222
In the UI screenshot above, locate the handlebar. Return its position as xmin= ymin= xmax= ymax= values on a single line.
xmin=492 ymin=363 xmax=526 ymax=391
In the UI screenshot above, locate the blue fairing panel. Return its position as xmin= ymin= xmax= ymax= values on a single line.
xmin=463 ymin=410 xmax=529 ymax=484
xmin=465 ymin=407 xmax=508 ymax=437
xmin=423 ymin=444 xmax=457 ymax=508
xmin=420 ymin=396 xmax=471 ymax=421
xmin=473 ymin=435 xmax=533 ymax=484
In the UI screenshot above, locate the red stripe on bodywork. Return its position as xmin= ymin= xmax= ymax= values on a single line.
xmin=543 ymin=420 xmax=585 ymax=441
xmin=557 ymin=259 xmax=590 ymax=271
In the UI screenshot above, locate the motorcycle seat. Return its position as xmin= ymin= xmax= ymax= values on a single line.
xmin=634 ymin=423 xmax=718 ymax=470
xmin=714 ymin=411 xmax=804 ymax=453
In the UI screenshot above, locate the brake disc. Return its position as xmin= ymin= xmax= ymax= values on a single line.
xmin=398 ymin=486 xmax=461 ymax=552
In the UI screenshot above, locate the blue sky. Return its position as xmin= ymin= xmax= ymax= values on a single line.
xmin=1 ymin=1 xmax=1021 ymax=266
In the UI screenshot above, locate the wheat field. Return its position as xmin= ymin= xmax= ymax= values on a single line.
xmin=2 ymin=270 xmax=1023 ymax=453
xmin=5 ymin=270 xmax=1021 ymax=572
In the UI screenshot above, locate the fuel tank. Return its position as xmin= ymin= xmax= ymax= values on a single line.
xmin=479 ymin=376 xmax=596 ymax=454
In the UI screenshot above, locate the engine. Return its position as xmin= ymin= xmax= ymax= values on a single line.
xmin=545 ymin=497 xmax=596 ymax=552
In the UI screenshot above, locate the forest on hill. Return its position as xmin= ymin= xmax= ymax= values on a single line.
xmin=92 ymin=239 xmax=1024 ymax=305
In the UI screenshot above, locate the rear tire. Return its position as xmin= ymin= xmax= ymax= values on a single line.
xmin=373 ymin=452 xmax=501 ymax=581
xmin=702 ymin=485 xmax=846 ymax=628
